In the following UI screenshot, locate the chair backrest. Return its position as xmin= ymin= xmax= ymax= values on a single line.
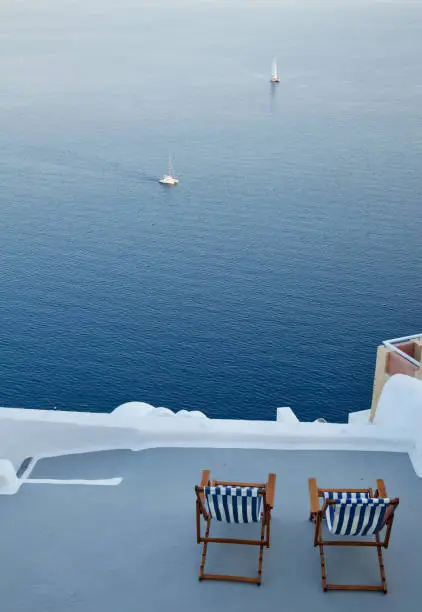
xmin=204 ymin=486 xmax=263 ymax=523
xmin=325 ymin=497 xmax=392 ymax=536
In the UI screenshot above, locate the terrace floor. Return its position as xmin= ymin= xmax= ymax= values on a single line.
xmin=1 ymin=447 xmax=421 ymax=611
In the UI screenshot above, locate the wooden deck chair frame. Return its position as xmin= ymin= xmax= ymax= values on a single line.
xmin=308 ymin=477 xmax=399 ymax=593
xmin=195 ymin=470 xmax=276 ymax=585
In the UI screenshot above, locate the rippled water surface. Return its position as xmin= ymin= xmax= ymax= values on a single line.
xmin=1 ymin=0 xmax=421 ymax=421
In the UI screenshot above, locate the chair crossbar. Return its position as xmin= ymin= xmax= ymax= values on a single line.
xmin=199 ymin=537 xmax=263 ymax=546
xmin=201 ymin=574 xmax=261 ymax=584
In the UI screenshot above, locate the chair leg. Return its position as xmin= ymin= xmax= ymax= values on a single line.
xmin=377 ymin=545 xmax=387 ymax=593
xmin=196 ymin=500 xmax=201 ymax=544
xmin=199 ymin=518 xmax=211 ymax=581
xmin=376 ymin=533 xmax=388 ymax=594
xmin=317 ymin=534 xmax=389 ymax=592
xmin=313 ymin=514 xmax=321 ymax=548
xmin=315 ymin=519 xmax=327 ymax=591
xmin=319 ymin=542 xmax=328 ymax=591
xmin=257 ymin=518 xmax=266 ymax=586
xmin=266 ymin=513 xmax=271 ymax=548
xmin=198 ymin=520 xmax=267 ymax=585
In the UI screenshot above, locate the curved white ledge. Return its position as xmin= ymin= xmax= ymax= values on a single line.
xmin=0 ymin=374 xmax=421 ymax=481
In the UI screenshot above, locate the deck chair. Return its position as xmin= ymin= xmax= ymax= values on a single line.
xmin=309 ymin=477 xmax=399 ymax=593
xmin=195 ymin=470 xmax=276 ymax=585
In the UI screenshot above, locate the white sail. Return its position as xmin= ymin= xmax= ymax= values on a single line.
xmin=168 ymin=155 xmax=175 ymax=177
xmin=271 ymin=58 xmax=280 ymax=83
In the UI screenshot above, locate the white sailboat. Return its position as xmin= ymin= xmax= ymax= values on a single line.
xmin=159 ymin=156 xmax=179 ymax=186
xmin=270 ymin=58 xmax=280 ymax=84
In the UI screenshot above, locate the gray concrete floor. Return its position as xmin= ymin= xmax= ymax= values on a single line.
xmin=1 ymin=448 xmax=421 ymax=611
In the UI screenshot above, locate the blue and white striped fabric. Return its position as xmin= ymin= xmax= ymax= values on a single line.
xmin=204 ymin=486 xmax=263 ymax=523
xmin=326 ymin=498 xmax=391 ymax=536
xmin=323 ymin=491 xmax=369 ymax=501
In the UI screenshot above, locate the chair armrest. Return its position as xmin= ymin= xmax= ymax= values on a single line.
xmin=376 ymin=479 xmax=387 ymax=498
xmin=309 ymin=478 xmax=319 ymax=515
xmin=197 ymin=470 xmax=211 ymax=518
xmin=200 ymin=470 xmax=211 ymax=487
xmin=266 ymin=473 xmax=276 ymax=508
xmin=195 ymin=486 xmax=209 ymax=519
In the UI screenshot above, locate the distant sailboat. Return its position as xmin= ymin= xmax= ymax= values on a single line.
xmin=159 ymin=155 xmax=179 ymax=186
xmin=270 ymin=58 xmax=280 ymax=84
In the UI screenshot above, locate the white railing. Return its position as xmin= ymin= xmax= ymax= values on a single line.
xmin=382 ymin=333 xmax=422 ymax=368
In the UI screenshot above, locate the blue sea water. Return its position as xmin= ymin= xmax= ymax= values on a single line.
xmin=0 ymin=0 xmax=421 ymax=422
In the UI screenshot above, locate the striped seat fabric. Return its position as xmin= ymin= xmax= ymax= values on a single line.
xmin=323 ymin=491 xmax=369 ymax=501
xmin=204 ymin=486 xmax=263 ymax=523
xmin=326 ymin=498 xmax=391 ymax=536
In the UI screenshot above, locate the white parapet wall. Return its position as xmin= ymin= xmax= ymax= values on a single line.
xmin=0 ymin=374 xmax=422 ymax=479
xmin=366 ymin=374 xmax=422 ymax=476
xmin=0 ymin=459 xmax=19 ymax=495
